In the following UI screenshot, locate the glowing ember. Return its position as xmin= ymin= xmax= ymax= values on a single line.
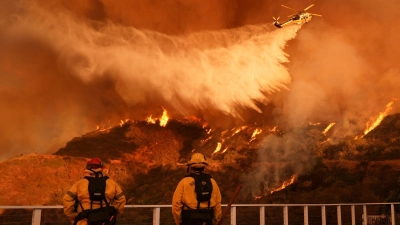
xmin=320 ymin=138 xmax=330 ymax=144
xmin=363 ymin=98 xmax=398 ymax=137
xmin=199 ymin=136 xmax=212 ymax=146
xmin=222 ymin=148 xmax=228 ymax=153
xmin=249 ymin=128 xmax=262 ymax=142
xmin=270 ymin=175 xmax=296 ymax=194
xmin=270 ymin=126 xmax=278 ymax=132
xmin=323 ymin=122 xmax=335 ymax=135
xmin=254 ymin=196 xmax=262 ymax=200
xmin=213 ymin=142 xmax=222 ymax=154
xmin=159 ymin=109 xmax=169 ymax=127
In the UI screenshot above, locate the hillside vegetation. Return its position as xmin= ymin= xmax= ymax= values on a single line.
xmin=1 ymin=114 xmax=400 ymax=207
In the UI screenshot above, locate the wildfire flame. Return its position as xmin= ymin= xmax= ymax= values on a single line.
xmin=120 ymin=119 xmax=130 ymax=127
xmin=249 ymin=128 xmax=262 ymax=142
xmin=254 ymin=175 xmax=296 ymax=200
xmin=323 ymin=122 xmax=335 ymax=135
xmin=270 ymin=126 xmax=278 ymax=132
xmin=270 ymin=175 xmax=296 ymax=194
xmin=213 ymin=142 xmax=222 ymax=154
xmin=145 ymin=108 xmax=169 ymax=127
xmin=159 ymin=109 xmax=169 ymax=127
xmin=362 ymin=98 xmax=398 ymax=137
xmin=146 ymin=115 xmax=156 ymax=124
xmin=231 ymin=126 xmax=247 ymax=137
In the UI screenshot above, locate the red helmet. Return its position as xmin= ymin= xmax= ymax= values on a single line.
xmin=86 ymin=158 xmax=104 ymax=170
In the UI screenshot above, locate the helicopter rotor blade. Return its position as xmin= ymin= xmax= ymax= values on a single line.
xmin=309 ymin=13 xmax=322 ymax=16
xmin=304 ymin=4 xmax=315 ymax=11
xmin=281 ymin=5 xmax=297 ymax=11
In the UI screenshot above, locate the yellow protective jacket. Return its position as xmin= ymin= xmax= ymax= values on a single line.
xmin=63 ymin=169 xmax=126 ymax=224
xmin=172 ymin=173 xmax=222 ymax=225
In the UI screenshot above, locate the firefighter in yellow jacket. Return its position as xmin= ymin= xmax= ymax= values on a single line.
xmin=63 ymin=158 xmax=126 ymax=225
xmin=172 ymin=153 xmax=222 ymax=225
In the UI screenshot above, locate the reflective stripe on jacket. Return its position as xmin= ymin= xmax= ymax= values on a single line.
xmin=172 ymin=175 xmax=222 ymax=225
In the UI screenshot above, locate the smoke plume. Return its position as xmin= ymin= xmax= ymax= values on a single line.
xmin=0 ymin=0 xmax=298 ymax=160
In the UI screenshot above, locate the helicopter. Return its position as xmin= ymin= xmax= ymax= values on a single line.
xmin=273 ymin=4 xmax=321 ymax=28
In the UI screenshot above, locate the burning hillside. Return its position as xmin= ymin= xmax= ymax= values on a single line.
xmin=2 ymin=113 xmax=400 ymax=207
xmin=52 ymin=110 xmax=400 ymax=199
xmin=54 ymin=116 xmax=275 ymax=167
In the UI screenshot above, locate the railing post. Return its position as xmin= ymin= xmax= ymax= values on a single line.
xmin=351 ymin=205 xmax=355 ymax=225
xmin=304 ymin=206 xmax=309 ymax=225
xmin=391 ymin=204 xmax=395 ymax=225
xmin=153 ymin=207 xmax=160 ymax=225
xmin=32 ymin=208 xmax=41 ymax=225
xmin=363 ymin=205 xmax=367 ymax=225
xmin=337 ymin=205 xmax=342 ymax=225
xmin=283 ymin=206 xmax=288 ymax=225
xmin=260 ymin=206 xmax=265 ymax=225
xmin=231 ymin=206 xmax=236 ymax=225
xmin=321 ymin=205 xmax=326 ymax=225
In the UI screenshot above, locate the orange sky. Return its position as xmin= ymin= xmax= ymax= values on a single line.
xmin=0 ymin=0 xmax=399 ymax=160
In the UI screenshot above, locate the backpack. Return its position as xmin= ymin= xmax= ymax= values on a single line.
xmin=185 ymin=172 xmax=213 ymax=209
xmin=75 ymin=174 xmax=117 ymax=225
xmin=182 ymin=172 xmax=214 ymax=224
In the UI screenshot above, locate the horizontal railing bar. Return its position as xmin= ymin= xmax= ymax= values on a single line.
xmin=0 ymin=206 xmax=64 ymax=209
xmin=230 ymin=203 xmax=400 ymax=207
xmin=1 ymin=202 xmax=400 ymax=209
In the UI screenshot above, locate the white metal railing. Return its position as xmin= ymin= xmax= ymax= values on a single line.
xmin=0 ymin=203 xmax=399 ymax=225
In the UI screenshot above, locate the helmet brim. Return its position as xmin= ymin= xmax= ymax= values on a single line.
xmin=187 ymin=162 xmax=208 ymax=168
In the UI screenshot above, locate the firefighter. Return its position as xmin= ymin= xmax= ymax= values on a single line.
xmin=172 ymin=153 xmax=222 ymax=225
xmin=63 ymin=158 xmax=126 ymax=225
